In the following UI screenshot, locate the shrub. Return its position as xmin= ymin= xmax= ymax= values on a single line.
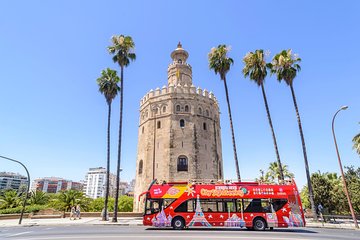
xmin=0 ymin=204 xmax=47 ymax=214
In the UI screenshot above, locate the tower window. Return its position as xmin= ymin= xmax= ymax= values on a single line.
xmin=177 ymin=156 xmax=188 ymax=172
xmin=206 ymin=110 xmax=209 ymax=117
xmin=176 ymin=105 xmax=181 ymax=112
xmin=157 ymin=121 xmax=161 ymax=129
xmin=180 ymin=119 xmax=185 ymax=128
xmin=138 ymin=160 xmax=143 ymax=175
xmin=178 ymin=59 xmax=182 ymax=64
xmin=154 ymin=108 xmax=158 ymax=115
xmin=203 ymin=122 xmax=207 ymax=130
xmin=185 ymin=105 xmax=189 ymax=112
xmin=142 ymin=126 xmax=144 ymax=134
xmin=163 ymin=106 xmax=166 ymax=113
xmin=198 ymin=107 xmax=202 ymax=115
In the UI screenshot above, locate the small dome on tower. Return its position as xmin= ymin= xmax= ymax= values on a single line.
xmin=171 ymin=42 xmax=189 ymax=63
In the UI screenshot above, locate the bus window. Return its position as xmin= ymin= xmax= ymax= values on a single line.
xmin=175 ymin=199 xmax=195 ymax=212
xmin=145 ymin=199 xmax=161 ymax=215
xmin=271 ymin=199 xmax=288 ymax=212
xmin=163 ymin=199 xmax=176 ymax=209
xmin=200 ymin=199 xmax=217 ymax=212
xmin=217 ymin=201 xmax=224 ymax=212
xmin=236 ymin=199 xmax=244 ymax=213
xmin=261 ymin=199 xmax=272 ymax=213
xmin=224 ymin=199 xmax=235 ymax=212
xmin=244 ymin=199 xmax=263 ymax=213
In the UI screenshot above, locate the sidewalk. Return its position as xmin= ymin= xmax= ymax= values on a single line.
xmin=305 ymin=218 xmax=359 ymax=230
xmin=0 ymin=217 xmax=143 ymax=227
xmin=0 ymin=217 xmax=358 ymax=230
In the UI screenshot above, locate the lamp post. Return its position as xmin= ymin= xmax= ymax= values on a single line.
xmin=0 ymin=155 xmax=30 ymax=225
xmin=331 ymin=106 xmax=359 ymax=229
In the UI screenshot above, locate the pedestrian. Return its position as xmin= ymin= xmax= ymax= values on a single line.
xmin=317 ymin=203 xmax=324 ymax=222
xmin=76 ymin=204 xmax=81 ymax=219
xmin=70 ymin=206 xmax=76 ymax=220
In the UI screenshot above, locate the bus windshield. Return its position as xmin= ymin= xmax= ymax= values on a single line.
xmin=145 ymin=198 xmax=176 ymax=215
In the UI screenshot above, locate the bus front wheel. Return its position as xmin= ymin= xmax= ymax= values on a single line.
xmin=253 ymin=217 xmax=266 ymax=231
xmin=172 ymin=217 xmax=185 ymax=230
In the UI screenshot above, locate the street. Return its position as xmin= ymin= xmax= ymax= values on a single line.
xmin=0 ymin=225 xmax=359 ymax=240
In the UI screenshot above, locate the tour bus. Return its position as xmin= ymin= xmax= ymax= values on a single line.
xmin=140 ymin=179 xmax=305 ymax=230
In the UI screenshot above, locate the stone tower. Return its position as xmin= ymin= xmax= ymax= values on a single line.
xmin=134 ymin=43 xmax=223 ymax=211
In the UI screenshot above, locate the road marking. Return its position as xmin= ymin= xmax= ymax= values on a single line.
xmin=6 ymin=231 xmax=32 ymax=237
xmin=17 ymin=235 xmax=310 ymax=240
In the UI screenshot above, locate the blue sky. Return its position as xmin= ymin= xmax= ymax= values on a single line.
xmin=1 ymin=1 xmax=359 ymax=189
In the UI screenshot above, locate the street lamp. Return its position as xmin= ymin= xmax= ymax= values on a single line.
xmin=331 ymin=106 xmax=359 ymax=229
xmin=0 ymin=155 xmax=30 ymax=225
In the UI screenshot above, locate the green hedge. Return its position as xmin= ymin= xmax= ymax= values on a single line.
xmin=0 ymin=204 xmax=47 ymax=214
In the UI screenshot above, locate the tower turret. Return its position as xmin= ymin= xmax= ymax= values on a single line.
xmin=167 ymin=42 xmax=192 ymax=86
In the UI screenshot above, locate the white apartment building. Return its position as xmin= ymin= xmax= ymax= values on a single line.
xmin=0 ymin=172 xmax=28 ymax=192
xmin=83 ymin=167 xmax=116 ymax=199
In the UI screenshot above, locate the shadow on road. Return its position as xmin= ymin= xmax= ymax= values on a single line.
xmin=146 ymin=227 xmax=317 ymax=233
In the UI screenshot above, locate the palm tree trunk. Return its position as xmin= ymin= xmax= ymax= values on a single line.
xmin=290 ymin=83 xmax=317 ymax=221
xmin=113 ymin=65 xmax=124 ymax=222
xmin=103 ymin=103 xmax=111 ymax=221
xmin=223 ymin=77 xmax=241 ymax=181
xmin=260 ymin=83 xmax=284 ymax=181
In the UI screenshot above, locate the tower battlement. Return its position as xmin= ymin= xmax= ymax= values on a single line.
xmin=140 ymin=84 xmax=219 ymax=107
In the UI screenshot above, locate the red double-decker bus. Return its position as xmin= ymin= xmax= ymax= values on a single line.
xmin=140 ymin=179 xmax=305 ymax=230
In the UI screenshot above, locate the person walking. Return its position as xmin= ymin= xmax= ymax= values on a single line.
xmin=70 ymin=206 xmax=76 ymax=220
xmin=318 ymin=203 xmax=324 ymax=223
xmin=76 ymin=204 xmax=81 ymax=219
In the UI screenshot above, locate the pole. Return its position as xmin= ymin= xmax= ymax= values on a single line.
xmin=0 ymin=155 xmax=30 ymax=225
xmin=331 ymin=106 xmax=359 ymax=229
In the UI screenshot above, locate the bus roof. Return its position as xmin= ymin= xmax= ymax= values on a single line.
xmin=144 ymin=179 xmax=299 ymax=200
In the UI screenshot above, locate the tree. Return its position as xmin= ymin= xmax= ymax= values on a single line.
xmin=256 ymin=169 xmax=270 ymax=183
xmin=96 ymin=68 xmax=120 ymax=221
xmin=344 ymin=166 xmax=360 ymax=214
xmin=265 ymin=161 xmax=294 ymax=183
xmin=118 ymin=195 xmax=133 ymax=212
xmin=268 ymin=49 xmax=317 ymax=220
xmin=108 ymin=35 xmax=136 ymax=222
xmin=29 ymin=190 xmax=49 ymax=205
xmin=49 ymin=190 xmax=89 ymax=216
xmin=301 ymin=171 xmax=347 ymax=215
xmin=353 ymin=124 xmax=360 ymax=156
xmin=208 ymin=45 xmax=240 ymax=181
xmin=0 ymin=189 xmax=21 ymax=209
xmin=242 ymin=50 xmax=284 ymax=181
xmin=88 ymin=197 xmax=115 ymax=212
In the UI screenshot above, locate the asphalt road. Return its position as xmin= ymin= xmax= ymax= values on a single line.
xmin=0 ymin=225 xmax=359 ymax=240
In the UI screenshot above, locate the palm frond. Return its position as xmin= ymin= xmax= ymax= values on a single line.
xmin=269 ymin=49 xmax=301 ymax=85
xmin=208 ymin=44 xmax=233 ymax=81
xmin=96 ymin=68 xmax=120 ymax=105
xmin=242 ymin=49 xmax=267 ymax=86
xmin=108 ymin=34 xmax=136 ymax=68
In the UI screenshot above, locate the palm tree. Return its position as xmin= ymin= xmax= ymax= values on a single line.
xmin=97 ymin=68 xmax=120 ymax=221
xmin=108 ymin=35 xmax=136 ymax=222
xmin=353 ymin=124 xmax=360 ymax=155
xmin=266 ymin=161 xmax=294 ymax=183
xmin=268 ymin=49 xmax=317 ymax=220
xmin=242 ymin=50 xmax=284 ymax=181
xmin=51 ymin=190 xmax=86 ymax=216
xmin=0 ymin=189 xmax=21 ymax=209
xmin=208 ymin=45 xmax=240 ymax=181
xmin=29 ymin=190 xmax=49 ymax=205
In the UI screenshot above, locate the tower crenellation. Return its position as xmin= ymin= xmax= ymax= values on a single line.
xmin=140 ymin=84 xmax=219 ymax=107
